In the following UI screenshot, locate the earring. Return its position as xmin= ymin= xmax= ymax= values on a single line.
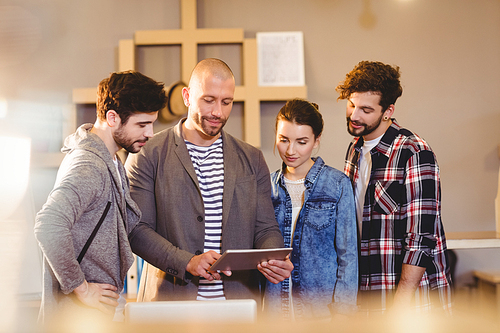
xmin=383 ymin=116 xmax=389 ymax=121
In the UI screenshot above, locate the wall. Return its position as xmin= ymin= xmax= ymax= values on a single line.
xmin=1 ymin=0 xmax=499 ymax=291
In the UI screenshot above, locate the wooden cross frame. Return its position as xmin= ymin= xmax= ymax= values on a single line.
xmin=73 ymin=0 xmax=307 ymax=147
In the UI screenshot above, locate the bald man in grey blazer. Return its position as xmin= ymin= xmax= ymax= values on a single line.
xmin=126 ymin=58 xmax=293 ymax=307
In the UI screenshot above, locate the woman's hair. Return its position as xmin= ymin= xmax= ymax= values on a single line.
xmin=275 ymin=98 xmax=324 ymax=139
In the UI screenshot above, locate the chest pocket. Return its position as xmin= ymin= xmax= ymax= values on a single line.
xmin=373 ymin=181 xmax=401 ymax=215
xmin=304 ymin=199 xmax=336 ymax=231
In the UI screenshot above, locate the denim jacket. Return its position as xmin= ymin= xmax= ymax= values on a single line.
xmin=264 ymin=157 xmax=358 ymax=319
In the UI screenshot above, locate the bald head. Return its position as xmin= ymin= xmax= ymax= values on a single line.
xmin=189 ymin=58 xmax=234 ymax=87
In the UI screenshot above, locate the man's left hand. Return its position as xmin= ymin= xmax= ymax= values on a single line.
xmin=257 ymin=255 xmax=293 ymax=284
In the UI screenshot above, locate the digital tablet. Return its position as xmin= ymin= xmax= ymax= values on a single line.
xmin=209 ymin=248 xmax=293 ymax=272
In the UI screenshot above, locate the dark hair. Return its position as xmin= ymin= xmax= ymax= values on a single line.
xmin=96 ymin=71 xmax=167 ymax=124
xmin=335 ymin=61 xmax=403 ymax=111
xmin=275 ymin=99 xmax=324 ymax=139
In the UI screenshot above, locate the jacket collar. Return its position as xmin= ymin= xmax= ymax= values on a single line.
xmin=172 ymin=118 xmax=199 ymax=190
xmin=277 ymin=156 xmax=326 ymax=186
xmin=173 ymin=118 xmax=186 ymax=146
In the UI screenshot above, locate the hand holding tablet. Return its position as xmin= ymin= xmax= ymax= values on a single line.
xmin=209 ymin=248 xmax=293 ymax=272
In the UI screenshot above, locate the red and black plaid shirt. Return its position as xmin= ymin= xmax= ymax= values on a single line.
xmin=344 ymin=120 xmax=452 ymax=313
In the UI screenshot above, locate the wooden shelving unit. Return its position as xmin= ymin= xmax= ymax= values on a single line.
xmin=72 ymin=0 xmax=307 ymax=148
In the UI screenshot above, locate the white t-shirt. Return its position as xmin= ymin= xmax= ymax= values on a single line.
xmin=113 ymin=156 xmax=122 ymax=189
xmin=354 ymin=134 xmax=383 ymax=231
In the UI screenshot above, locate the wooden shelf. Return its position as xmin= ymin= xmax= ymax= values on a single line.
xmin=447 ymin=231 xmax=500 ymax=249
xmin=73 ymin=88 xmax=96 ymax=104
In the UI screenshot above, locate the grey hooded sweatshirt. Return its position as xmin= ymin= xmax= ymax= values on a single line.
xmin=34 ymin=124 xmax=141 ymax=323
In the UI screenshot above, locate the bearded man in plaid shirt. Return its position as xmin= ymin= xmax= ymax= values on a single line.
xmin=336 ymin=61 xmax=452 ymax=314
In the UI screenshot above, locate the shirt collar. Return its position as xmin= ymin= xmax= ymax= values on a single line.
xmin=353 ymin=119 xmax=401 ymax=158
xmin=374 ymin=119 xmax=401 ymax=157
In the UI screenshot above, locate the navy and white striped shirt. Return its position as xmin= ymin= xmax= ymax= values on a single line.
xmin=185 ymin=136 xmax=226 ymax=301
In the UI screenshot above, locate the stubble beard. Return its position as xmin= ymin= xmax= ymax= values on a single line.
xmin=194 ymin=113 xmax=227 ymax=137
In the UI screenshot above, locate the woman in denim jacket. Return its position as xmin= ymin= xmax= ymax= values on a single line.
xmin=264 ymin=99 xmax=358 ymax=320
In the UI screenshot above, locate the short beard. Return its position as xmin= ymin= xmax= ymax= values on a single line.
xmin=346 ymin=114 xmax=383 ymax=138
xmin=113 ymin=126 xmax=146 ymax=154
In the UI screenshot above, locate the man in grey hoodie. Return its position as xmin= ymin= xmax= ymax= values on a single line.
xmin=34 ymin=71 xmax=167 ymax=325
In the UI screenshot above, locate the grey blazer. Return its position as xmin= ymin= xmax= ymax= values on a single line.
xmin=126 ymin=119 xmax=284 ymax=305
